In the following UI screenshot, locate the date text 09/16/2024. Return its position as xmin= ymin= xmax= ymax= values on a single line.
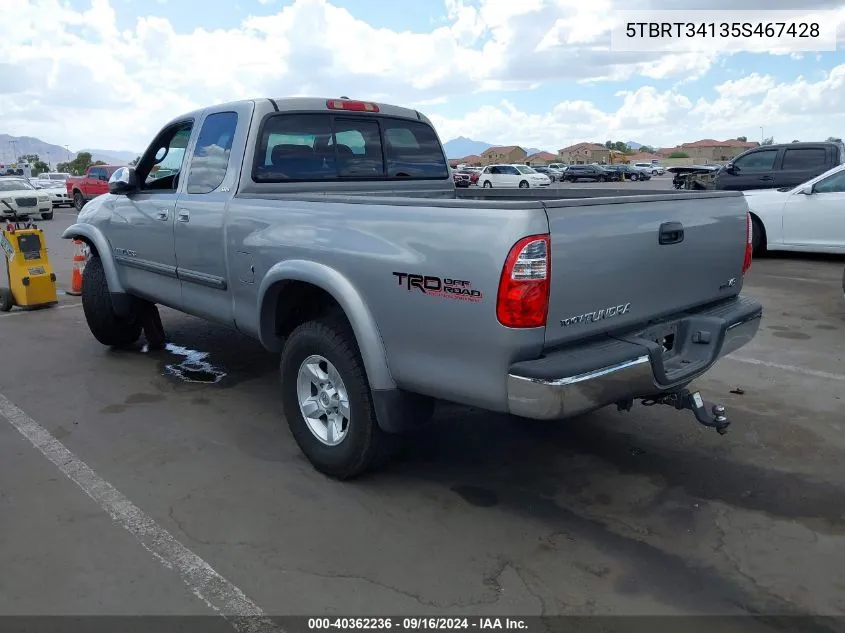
xmin=307 ymin=618 xmax=528 ymax=631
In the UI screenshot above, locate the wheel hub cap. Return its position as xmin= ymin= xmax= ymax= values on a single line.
xmin=296 ymin=354 xmax=350 ymax=446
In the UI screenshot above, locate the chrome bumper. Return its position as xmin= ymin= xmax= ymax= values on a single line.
xmin=507 ymin=303 xmax=761 ymax=420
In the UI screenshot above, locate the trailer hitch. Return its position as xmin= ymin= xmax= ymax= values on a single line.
xmin=640 ymin=389 xmax=730 ymax=435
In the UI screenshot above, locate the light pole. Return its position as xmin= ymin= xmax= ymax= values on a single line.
xmin=760 ymin=127 xmax=764 ymax=143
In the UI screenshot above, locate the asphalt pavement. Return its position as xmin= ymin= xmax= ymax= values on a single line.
xmin=2 ymin=195 xmax=845 ymax=630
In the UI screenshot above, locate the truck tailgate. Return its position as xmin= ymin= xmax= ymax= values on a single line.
xmin=542 ymin=193 xmax=749 ymax=349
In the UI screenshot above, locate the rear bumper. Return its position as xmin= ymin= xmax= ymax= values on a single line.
xmin=507 ymin=296 xmax=762 ymax=420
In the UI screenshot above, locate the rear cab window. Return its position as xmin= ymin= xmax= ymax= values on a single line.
xmin=252 ymin=113 xmax=449 ymax=182
xmin=781 ymin=147 xmax=828 ymax=170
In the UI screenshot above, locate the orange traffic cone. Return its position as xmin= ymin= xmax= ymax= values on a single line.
xmin=67 ymin=240 xmax=88 ymax=296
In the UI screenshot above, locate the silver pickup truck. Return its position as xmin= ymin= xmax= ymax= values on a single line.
xmin=64 ymin=97 xmax=762 ymax=479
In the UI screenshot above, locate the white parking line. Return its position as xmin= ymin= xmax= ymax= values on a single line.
xmin=0 ymin=392 xmax=284 ymax=633
xmin=0 ymin=302 xmax=81 ymax=318
xmin=726 ymin=355 xmax=845 ymax=382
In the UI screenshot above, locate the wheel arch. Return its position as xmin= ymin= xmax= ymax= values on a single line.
xmin=60 ymin=223 xmax=125 ymax=294
xmin=748 ymin=210 xmax=768 ymax=253
xmin=257 ymin=260 xmax=396 ymax=391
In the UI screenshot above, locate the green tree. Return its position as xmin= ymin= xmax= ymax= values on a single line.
xmin=55 ymin=151 xmax=106 ymax=175
xmin=761 ymin=136 xmax=774 ymax=146
xmin=129 ymin=155 xmax=140 ymax=166
xmin=20 ymin=153 xmax=49 ymax=175
xmin=826 ymin=136 xmax=842 ymax=142
xmin=736 ymin=136 xmax=747 ymax=142
xmin=639 ymin=145 xmax=654 ymax=154
xmin=668 ymin=151 xmax=690 ymax=158
xmin=604 ymin=140 xmax=635 ymax=154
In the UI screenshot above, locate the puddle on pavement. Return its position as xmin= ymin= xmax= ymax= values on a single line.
xmin=141 ymin=343 xmax=228 ymax=384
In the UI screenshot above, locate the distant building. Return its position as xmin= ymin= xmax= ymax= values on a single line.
xmin=480 ymin=145 xmax=527 ymax=165
xmin=660 ymin=139 xmax=759 ymax=162
xmin=557 ymin=143 xmax=610 ymax=165
xmin=525 ymin=151 xmax=558 ymax=166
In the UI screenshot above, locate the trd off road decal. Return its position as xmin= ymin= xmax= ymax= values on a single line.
xmin=392 ymin=272 xmax=483 ymax=302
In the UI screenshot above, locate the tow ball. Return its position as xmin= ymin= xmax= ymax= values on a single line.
xmin=633 ymin=390 xmax=730 ymax=435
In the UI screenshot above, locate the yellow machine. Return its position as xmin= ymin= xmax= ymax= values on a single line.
xmin=0 ymin=216 xmax=58 ymax=312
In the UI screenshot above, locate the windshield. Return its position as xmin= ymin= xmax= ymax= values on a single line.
xmin=0 ymin=179 xmax=34 ymax=192
xmin=516 ymin=166 xmax=536 ymax=174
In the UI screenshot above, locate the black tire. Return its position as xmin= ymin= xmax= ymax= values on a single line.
xmin=41 ymin=212 xmax=53 ymax=220
xmin=73 ymin=191 xmax=85 ymax=211
xmin=630 ymin=173 xmax=639 ymax=181
xmin=482 ymin=181 xmax=492 ymax=188
xmin=751 ymin=216 xmax=766 ymax=255
xmin=280 ymin=315 xmax=395 ymax=479
xmin=0 ymin=287 xmax=13 ymax=312
xmin=519 ymin=180 xmax=529 ymax=189
xmin=81 ymin=255 xmax=143 ymax=347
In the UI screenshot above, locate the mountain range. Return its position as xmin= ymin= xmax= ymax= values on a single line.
xmin=0 ymin=134 xmax=139 ymax=167
xmin=442 ymin=136 xmax=648 ymax=159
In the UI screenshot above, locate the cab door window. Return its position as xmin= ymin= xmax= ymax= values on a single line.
xmin=138 ymin=122 xmax=194 ymax=192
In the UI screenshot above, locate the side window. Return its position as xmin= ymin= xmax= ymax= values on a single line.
xmin=504 ymin=166 xmax=520 ymax=175
xmin=782 ymin=148 xmax=827 ymax=170
xmin=186 ymin=111 xmax=238 ymax=194
xmin=733 ymin=150 xmax=777 ymax=172
xmin=482 ymin=167 xmax=490 ymax=174
xmin=813 ymin=170 xmax=845 ymax=194
xmin=89 ymin=167 xmax=103 ymax=180
xmin=381 ymin=119 xmax=449 ymax=178
xmin=139 ymin=121 xmax=194 ymax=191
xmin=490 ymin=167 xmax=501 ymax=175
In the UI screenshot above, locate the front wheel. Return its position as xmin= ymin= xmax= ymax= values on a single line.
xmin=519 ymin=180 xmax=529 ymax=189
xmin=280 ymin=316 xmax=395 ymax=479
xmin=73 ymin=191 xmax=85 ymax=211
xmin=41 ymin=212 xmax=53 ymax=220
xmin=0 ymin=287 xmax=13 ymax=312
xmin=630 ymin=173 xmax=639 ymax=181
xmin=81 ymin=255 xmax=143 ymax=347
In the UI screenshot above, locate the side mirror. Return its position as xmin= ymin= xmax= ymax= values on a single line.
xmin=797 ymin=185 xmax=814 ymax=195
xmin=108 ymin=167 xmax=138 ymax=195
xmin=723 ymin=163 xmax=736 ymax=174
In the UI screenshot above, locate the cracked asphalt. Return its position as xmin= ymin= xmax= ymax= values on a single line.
xmin=1 ymin=208 xmax=845 ymax=627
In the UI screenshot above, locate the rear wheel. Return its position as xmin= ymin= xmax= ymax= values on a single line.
xmin=81 ymin=255 xmax=143 ymax=347
xmin=751 ymin=216 xmax=766 ymax=255
xmin=41 ymin=212 xmax=53 ymax=220
xmin=280 ymin=315 xmax=396 ymax=479
xmin=519 ymin=180 xmax=529 ymax=189
xmin=630 ymin=173 xmax=639 ymax=181
xmin=73 ymin=191 xmax=85 ymax=211
xmin=482 ymin=181 xmax=492 ymax=188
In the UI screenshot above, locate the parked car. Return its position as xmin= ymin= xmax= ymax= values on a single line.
xmin=607 ymin=165 xmax=651 ymax=181
xmin=547 ymin=163 xmax=568 ymax=171
xmin=66 ymin=164 xmax=124 ymax=210
xmin=743 ymin=163 xmax=845 ymax=255
xmin=452 ymin=171 xmax=471 ymax=187
xmin=38 ymin=172 xmax=72 ymax=185
xmin=633 ymin=162 xmax=664 ymax=176
xmin=478 ymin=164 xmax=551 ymax=188
xmin=0 ymin=176 xmax=53 ymax=220
xmin=714 ymin=141 xmax=844 ymax=192
xmin=532 ymin=166 xmax=559 ymax=182
xmin=63 ymin=96 xmax=761 ymax=479
xmin=34 ymin=180 xmax=73 ymax=208
xmin=564 ymin=164 xmax=616 ymax=182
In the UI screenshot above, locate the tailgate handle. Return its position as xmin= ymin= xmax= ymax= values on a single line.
xmin=659 ymin=222 xmax=684 ymax=245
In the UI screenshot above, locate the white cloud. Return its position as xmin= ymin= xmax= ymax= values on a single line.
xmin=431 ymin=66 xmax=845 ymax=150
xmin=1 ymin=0 xmax=844 ymax=154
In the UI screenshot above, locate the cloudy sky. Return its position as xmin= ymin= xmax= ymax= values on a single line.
xmin=1 ymin=0 xmax=844 ymax=153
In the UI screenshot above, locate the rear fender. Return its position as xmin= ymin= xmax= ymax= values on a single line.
xmin=61 ymin=223 xmax=125 ymax=295
xmin=257 ymin=260 xmax=396 ymax=391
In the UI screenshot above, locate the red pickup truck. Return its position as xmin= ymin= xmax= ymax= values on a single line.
xmin=66 ymin=164 xmax=123 ymax=210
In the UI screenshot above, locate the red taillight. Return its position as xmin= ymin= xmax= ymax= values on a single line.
xmin=743 ymin=212 xmax=753 ymax=274
xmin=326 ymin=99 xmax=379 ymax=112
xmin=496 ymin=234 xmax=551 ymax=328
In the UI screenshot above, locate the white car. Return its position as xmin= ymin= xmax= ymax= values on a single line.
xmin=632 ymin=162 xmax=664 ymax=175
xmin=34 ymin=181 xmax=73 ymax=208
xmin=744 ymin=163 xmax=845 ymax=254
xmin=478 ymin=164 xmax=551 ymax=188
xmin=0 ymin=177 xmax=53 ymax=220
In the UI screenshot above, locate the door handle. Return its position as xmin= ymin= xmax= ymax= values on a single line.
xmin=759 ymin=175 xmax=774 ymax=181
xmin=156 ymin=210 xmax=169 ymax=221
xmin=177 ymin=209 xmax=190 ymax=223
xmin=659 ymin=221 xmax=684 ymax=245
